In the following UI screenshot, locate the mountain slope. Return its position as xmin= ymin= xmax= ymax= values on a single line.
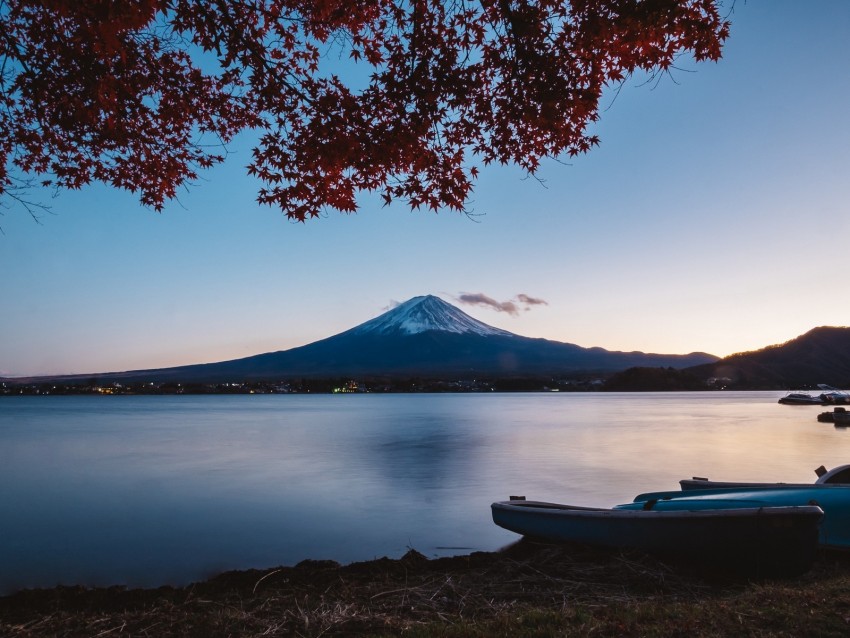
xmin=687 ymin=326 xmax=850 ymax=388
xmin=19 ymin=295 xmax=719 ymax=384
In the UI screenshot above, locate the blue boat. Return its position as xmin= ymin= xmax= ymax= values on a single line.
xmin=491 ymin=498 xmax=823 ymax=576
xmin=631 ymin=485 xmax=850 ymax=550
xmin=680 ymin=464 xmax=850 ymax=491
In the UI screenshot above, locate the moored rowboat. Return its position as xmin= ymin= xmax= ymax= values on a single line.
xmin=491 ymin=498 xmax=823 ymax=576
xmin=631 ymin=485 xmax=850 ymax=550
xmin=680 ymin=464 xmax=850 ymax=491
xmin=818 ymin=409 xmax=850 ymax=425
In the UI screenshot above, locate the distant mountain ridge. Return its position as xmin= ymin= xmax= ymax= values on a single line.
xmin=11 ymin=295 xmax=718 ymax=384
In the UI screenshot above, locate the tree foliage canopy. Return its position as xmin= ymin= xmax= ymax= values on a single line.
xmin=0 ymin=0 xmax=729 ymax=220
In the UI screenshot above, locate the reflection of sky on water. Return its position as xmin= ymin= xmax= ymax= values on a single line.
xmin=1 ymin=392 xmax=845 ymax=592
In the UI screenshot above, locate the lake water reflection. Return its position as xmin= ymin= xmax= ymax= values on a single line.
xmin=1 ymin=392 xmax=845 ymax=593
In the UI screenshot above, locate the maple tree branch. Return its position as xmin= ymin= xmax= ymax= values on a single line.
xmin=0 ymin=174 xmax=53 ymax=223
xmin=0 ymin=0 xmax=730 ymax=221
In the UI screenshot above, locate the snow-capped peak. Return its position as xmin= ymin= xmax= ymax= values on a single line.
xmin=352 ymin=295 xmax=515 ymax=337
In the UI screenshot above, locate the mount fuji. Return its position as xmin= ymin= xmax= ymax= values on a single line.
xmin=64 ymin=295 xmax=717 ymax=383
xmin=349 ymin=295 xmax=515 ymax=338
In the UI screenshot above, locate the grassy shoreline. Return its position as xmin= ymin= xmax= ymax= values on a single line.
xmin=3 ymin=540 xmax=850 ymax=636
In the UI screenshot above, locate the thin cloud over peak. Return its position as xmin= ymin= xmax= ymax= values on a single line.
xmin=457 ymin=293 xmax=548 ymax=316
xmin=516 ymin=294 xmax=548 ymax=307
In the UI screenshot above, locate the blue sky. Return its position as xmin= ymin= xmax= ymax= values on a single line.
xmin=2 ymin=1 xmax=849 ymax=377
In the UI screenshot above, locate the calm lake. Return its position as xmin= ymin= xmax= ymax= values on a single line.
xmin=1 ymin=392 xmax=846 ymax=594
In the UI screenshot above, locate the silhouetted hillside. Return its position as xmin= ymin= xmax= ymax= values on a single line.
xmin=688 ymin=327 xmax=850 ymax=389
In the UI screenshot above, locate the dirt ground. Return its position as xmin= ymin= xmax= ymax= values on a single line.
xmin=2 ymin=540 xmax=850 ymax=637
